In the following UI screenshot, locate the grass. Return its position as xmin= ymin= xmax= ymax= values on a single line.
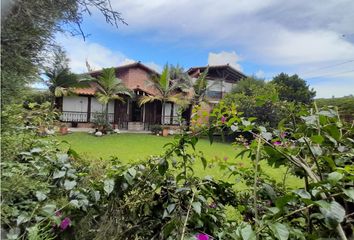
xmin=57 ymin=132 xmax=301 ymax=188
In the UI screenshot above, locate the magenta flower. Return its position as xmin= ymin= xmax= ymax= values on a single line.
xmin=60 ymin=217 xmax=71 ymax=230
xmin=223 ymin=156 xmax=228 ymax=161
xmin=196 ymin=233 xmax=209 ymax=240
xmin=273 ymin=141 xmax=281 ymax=146
xmin=221 ymin=116 xmax=226 ymax=123
xmin=209 ymin=202 xmax=217 ymax=208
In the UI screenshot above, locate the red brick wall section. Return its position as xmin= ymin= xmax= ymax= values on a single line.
xmin=117 ymin=67 xmax=159 ymax=95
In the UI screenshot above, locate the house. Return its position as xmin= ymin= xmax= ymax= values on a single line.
xmin=187 ymin=64 xmax=247 ymax=104
xmin=58 ymin=62 xmax=246 ymax=130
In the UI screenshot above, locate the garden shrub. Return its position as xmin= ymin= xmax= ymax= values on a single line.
xmin=1 ymin=101 xmax=353 ymax=239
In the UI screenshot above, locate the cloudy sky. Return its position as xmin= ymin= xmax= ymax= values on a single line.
xmin=57 ymin=0 xmax=354 ymax=98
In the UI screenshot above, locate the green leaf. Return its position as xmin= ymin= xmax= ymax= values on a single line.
xmin=200 ymin=156 xmax=207 ymax=169
xmin=324 ymin=125 xmax=341 ymax=141
xmin=327 ymin=172 xmax=343 ymax=185
xmin=6 ymin=228 xmax=20 ymax=240
xmin=240 ymin=224 xmax=256 ymax=240
xmin=127 ymin=168 xmax=137 ymax=178
xmin=163 ymin=220 xmax=176 ymax=237
xmin=192 ymin=202 xmax=202 ymax=215
xmin=30 ymin=147 xmax=42 ymax=153
xmin=166 ymin=203 xmax=176 ymax=214
xmin=35 ymin=191 xmax=47 ymax=201
xmin=158 ymin=158 xmax=169 ymax=175
xmin=41 ymin=204 xmax=56 ymax=215
xmin=310 ymin=145 xmax=322 ymax=156
xmin=67 ymin=147 xmax=80 ymax=159
xmin=93 ymin=191 xmax=101 ymax=202
xmin=270 ymin=223 xmax=289 ymax=240
xmin=104 ymin=178 xmax=115 ymax=195
xmin=208 ymin=127 xmax=214 ymax=144
xmin=70 ymin=199 xmax=79 ymax=208
xmin=343 ymin=189 xmax=354 ymax=201
xmin=53 ymin=170 xmax=66 ymax=179
xmin=310 ymin=135 xmax=324 ymax=144
xmin=317 ymin=200 xmax=345 ymax=227
xmin=16 ymin=213 xmax=30 ymax=225
xmin=64 ymin=180 xmax=77 ymax=190
xmin=261 ymin=132 xmax=272 ymax=141
xmin=293 ymin=189 xmax=311 ymax=199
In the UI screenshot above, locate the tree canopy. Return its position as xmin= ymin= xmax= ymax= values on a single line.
xmin=224 ymin=77 xmax=285 ymax=127
xmin=271 ymin=73 xmax=316 ymax=104
xmin=1 ymin=0 xmax=125 ymax=105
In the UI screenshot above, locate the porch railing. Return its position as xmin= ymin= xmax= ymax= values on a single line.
xmin=60 ymin=111 xmax=88 ymax=122
xmin=60 ymin=111 xmax=114 ymax=123
xmin=161 ymin=116 xmax=180 ymax=125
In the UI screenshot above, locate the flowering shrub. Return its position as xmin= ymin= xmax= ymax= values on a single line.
xmin=2 ymin=102 xmax=353 ymax=239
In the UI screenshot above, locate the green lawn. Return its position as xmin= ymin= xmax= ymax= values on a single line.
xmin=57 ymin=132 xmax=301 ymax=188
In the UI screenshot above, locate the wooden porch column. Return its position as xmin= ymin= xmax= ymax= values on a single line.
xmin=143 ymin=104 xmax=146 ymax=123
xmin=87 ymin=96 xmax=92 ymax=122
xmin=170 ymin=103 xmax=174 ymax=125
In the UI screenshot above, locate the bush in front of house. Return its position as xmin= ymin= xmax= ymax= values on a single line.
xmin=91 ymin=111 xmax=112 ymax=134
xmin=150 ymin=124 xmax=162 ymax=135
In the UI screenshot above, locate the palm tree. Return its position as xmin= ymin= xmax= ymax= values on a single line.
xmin=190 ymin=67 xmax=210 ymax=107
xmin=44 ymin=47 xmax=88 ymax=108
xmin=138 ymin=64 xmax=190 ymax=127
xmin=95 ymin=67 xmax=132 ymax=123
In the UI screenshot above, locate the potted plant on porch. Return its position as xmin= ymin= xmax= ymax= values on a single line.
xmin=59 ymin=123 xmax=68 ymax=135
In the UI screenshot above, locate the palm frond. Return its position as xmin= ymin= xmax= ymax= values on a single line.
xmin=138 ymin=95 xmax=162 ymax=106
xmin=96 ymin=92 xmax=110 ymax=105
xmin=159 ymin=65 xmax=169 ymax=91
xmin=167 ymin=94 xmax=190 ymax=108
xmin=54 ymin=87 xmax=68 ymax=97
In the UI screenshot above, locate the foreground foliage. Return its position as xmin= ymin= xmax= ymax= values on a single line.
xmin=1 ymin=102 xmax=353 ymax=239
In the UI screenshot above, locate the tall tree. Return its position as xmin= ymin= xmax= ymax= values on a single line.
xmin=271 ymin=73 xmax=316 ymax=104
xmin=1 ymin=0 xmax=126 ymax=105
xmin=138 ymin=65 xmax=190 ymax=127
xmin=224 ymin=77 xmax=284 ymax=127
xmin=95 ymin=68 xmax=132 ymax=123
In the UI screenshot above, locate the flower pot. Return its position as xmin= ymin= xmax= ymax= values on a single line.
xmin=60 ymin=126 xmax=68 ymax=135
xmin=162 ymin=128 xmax=169 ymax=137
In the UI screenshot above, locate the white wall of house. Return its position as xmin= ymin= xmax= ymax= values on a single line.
xmin=208 ymin=80 xmax=222 ymax=91
xmin=224 ymin=82 xmax=233 ymax=93
xmin=62 ymin=96 xmax=88 ymax=112
xmin=90 ymin=98 xmax=114 ymax=114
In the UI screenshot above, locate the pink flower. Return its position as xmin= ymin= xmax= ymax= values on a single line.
xmin=273 ymin=141 xmax=281 ymax=146
xmin=196 ymin=233 xmax=209 ymax=240
xmin=55 ymin=211 xmax=62 ymax=217
xmin=209 ymin=202 xmax=217 ymax=208
xmin=60 ymin=217 xmax=71 ymax=230
xmin=221 ymin=116 xmax=226 ymax=123
xmin=223 ymin=156 xmax=228 ymax=161
xmin=280 ymin=132 xmax=286 ymax=138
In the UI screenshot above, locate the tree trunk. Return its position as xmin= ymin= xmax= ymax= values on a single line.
xmin=162 ymin=100 xmax=165 ymax=128
xmin=105 ymin=103 xmax=109 ymax=124
xmin=50 ymin=96 xmax=55 ymax=110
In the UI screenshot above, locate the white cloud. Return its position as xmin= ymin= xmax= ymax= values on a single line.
xmin=144 ymin=62 xmax=162 ymax=73
xmin=208 ymin=51 xmax=242 ymax=71
xmin=56 ymin=34 xmax=135 ymax=73
xmin=255 ymin=70 xmax=265 ymax=79
xmin=55 ymin=34 xmax=163 ymax=74
xmin=103 ymin=0 xmax=354 ymax=66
